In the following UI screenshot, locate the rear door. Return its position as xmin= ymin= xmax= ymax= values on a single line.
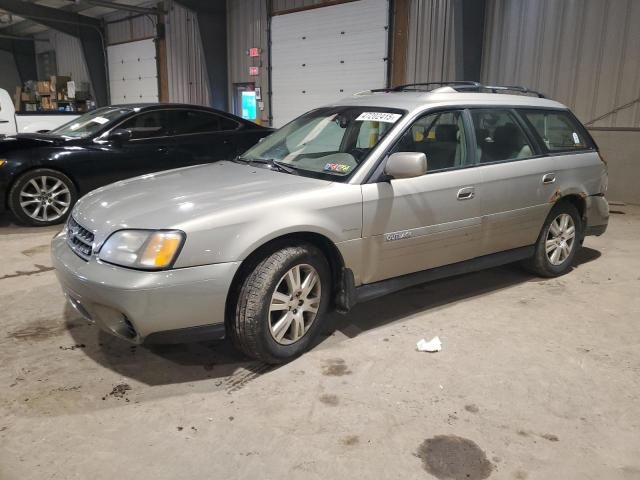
xmin=360 ymin=109 xmax=483 ymax=284
xmin=167 ymin=109 xmax=241 ymax=165
xmin=469 ymin=108 xmax=554 ymax=256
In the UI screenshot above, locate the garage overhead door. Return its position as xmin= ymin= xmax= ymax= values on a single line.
xmin=107 ymin=39 xmax=159 ymax=105
xmin=271 ymin=0 xmax=389 ymax=127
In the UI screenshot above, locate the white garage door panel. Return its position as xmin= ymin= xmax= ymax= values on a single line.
xmin=107 ymin=39 xmax=159 ymax=105
xmin=271 ymin=0 xmax=388 ymax=127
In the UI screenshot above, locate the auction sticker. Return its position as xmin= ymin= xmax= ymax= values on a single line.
xmin=356 ymin=112 xmax=402 ymax=123
xmin=324 ymin=163 xmax=351 ymax=174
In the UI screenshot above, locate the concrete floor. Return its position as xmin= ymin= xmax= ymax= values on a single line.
xmin=1 ymin=207 xmax=639 ymax=480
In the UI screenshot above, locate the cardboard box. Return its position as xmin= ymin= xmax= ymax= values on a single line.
xmin=37 ymin=80 xmax=51 ymax=94
xmin=21 ymin=91 xmax=36 ymax=102
xmin=50 ymin=75 xmax=71 ymax=92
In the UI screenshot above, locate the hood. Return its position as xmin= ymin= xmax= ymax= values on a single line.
xmin=0 ymin=133 xmax=68 ymax=154
xmin=73 ymin=161 xmax=333 ymax=241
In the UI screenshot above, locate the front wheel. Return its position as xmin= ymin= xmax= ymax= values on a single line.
xmin=230 ymin=244 xmax=331 ymax=364
xmin=524 ymin=201 xmax=582 ymax=277
xmin=8 ymin=169 xmax=77 ymax=226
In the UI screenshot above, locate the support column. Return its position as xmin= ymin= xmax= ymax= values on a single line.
xmin=0 ymin=38 xmax=37 ymax=83
xmin=453 ymin=0 xmax=486 ymax=81
xmin=176 ymin=0 xmax=228 ymax=110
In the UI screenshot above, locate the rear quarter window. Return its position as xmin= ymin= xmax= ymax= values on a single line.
xmin=519 ymin=109 xmax=593 ymax=153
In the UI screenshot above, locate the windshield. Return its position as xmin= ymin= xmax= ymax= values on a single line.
xmin=241 ymin=106 xmax=405 ymax=180
xmin=50 ymin=107 xmax=132 ymax=138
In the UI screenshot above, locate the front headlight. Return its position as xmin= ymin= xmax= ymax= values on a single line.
xmin=98 ymin=230 xmax=185 ymax=270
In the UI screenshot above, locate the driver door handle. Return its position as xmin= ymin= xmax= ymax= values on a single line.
xmin=542 ymin=173 xmax=556 ymax=184
xmin=457 ymin=187 xmax=475 ymax=200
xmin=157 ymin=146 xmax=169 ymax=154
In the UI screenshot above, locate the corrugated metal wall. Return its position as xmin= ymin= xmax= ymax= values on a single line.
xmin=405 ymin=0 xmax=455 ymax=84
xmin=226 ymin=0 xmax=269 ymax=121
xmin=34 ymin=30 xmax=91 ymax=84
xmin=166 ymin=2 xmax=210 ymax=105
xmin=483 ymin=0 xmax=640 ymax=128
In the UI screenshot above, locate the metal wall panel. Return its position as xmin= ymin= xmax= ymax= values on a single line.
xmin=166 ymin=2 xmax=210 ymax=105
xmin=405 ymin=0 xmax=456 ymax=84
xmin=105 ymin=11 xmax=156 ymax=45
xmin=226 ymin=0 xmax=269 ymax=121
xmin=271 ymin=0 xmax=388 ymax=126
xmin=34 ymin=31 xmax=91 ymax=84
xmin=271 ymin=0 xmax=330 ymax=14
xmin=483 ymin=0 xmax=640 ymax=128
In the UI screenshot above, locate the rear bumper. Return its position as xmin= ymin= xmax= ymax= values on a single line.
xmin=584 ymin=195 xmax=609 ymax=237
xmin=51 ymin=232 xmax=240 ymax=344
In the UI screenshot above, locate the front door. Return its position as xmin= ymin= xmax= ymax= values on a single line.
xmin=360 ymin=109 xmax=483 ymax=284
xmin=101 ymin=109 xmax=176 ymax=185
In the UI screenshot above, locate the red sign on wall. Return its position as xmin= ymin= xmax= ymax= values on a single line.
xmin=248 ymin=47 xmax=261 ymax=57
xmin=249 ymin=66 xmax=260 ymax=76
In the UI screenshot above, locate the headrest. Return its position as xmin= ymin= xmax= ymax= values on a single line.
xmin=493 ymin=124 xmax=522 ymax=147
xmin=435 ymin=124 xmax=458 ymax=142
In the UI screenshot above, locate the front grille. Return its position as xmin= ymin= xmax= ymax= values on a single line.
xmin=66 ymin=217 xmax=95 ymax=261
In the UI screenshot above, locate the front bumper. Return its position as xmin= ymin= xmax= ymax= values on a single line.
xmin=584 ymin=195 xmax=609 ymax=237
xmin=51 ymin=233 xmax=240 ymax=344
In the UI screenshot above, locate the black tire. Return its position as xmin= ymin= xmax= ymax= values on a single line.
xmin=524 ymin=201 xmax=583 ymax=277
xmin=230 ymin=244 xmax=331 ymax=364
xmin=8 ymin=168 xmax=77 ymax=227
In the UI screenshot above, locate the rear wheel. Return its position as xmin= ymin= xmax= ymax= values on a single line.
xmin=230 ymin=244 xmax=331 ymax=364
xmin=8 ymin=169 xmax=76 ymax=226
xmin=525 ymin=201 xmax=582 ymax=277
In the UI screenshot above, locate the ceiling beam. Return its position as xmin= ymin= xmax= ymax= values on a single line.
xmin=73 ymin=0 xmax=166 ymax=16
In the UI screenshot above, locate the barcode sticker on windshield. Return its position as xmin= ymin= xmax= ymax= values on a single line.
xmin=356 ymin=112 xmax=402 ymax=123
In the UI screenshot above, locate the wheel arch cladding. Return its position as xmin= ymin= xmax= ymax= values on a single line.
xmin=224 ymin=231 xmax=345 ymax=330
xmin=556 ymin=193 xmax=586 ymax=221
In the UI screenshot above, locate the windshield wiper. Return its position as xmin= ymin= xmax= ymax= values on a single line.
xmin=237 ymin=156 xmax=298 ymax=175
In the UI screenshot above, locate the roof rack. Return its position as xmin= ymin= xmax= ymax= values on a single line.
xmin=371 ymin=81 xmax=546 ymax=98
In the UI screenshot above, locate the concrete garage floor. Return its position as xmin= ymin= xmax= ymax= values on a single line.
xmin=1 ymin=207 xmax=639 ymax=480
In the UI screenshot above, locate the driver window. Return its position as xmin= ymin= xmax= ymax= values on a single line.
xmin=393 ymin=110 xmax=467 ymax=173
xmin=119 ymin=111 xmax=168 ymax=140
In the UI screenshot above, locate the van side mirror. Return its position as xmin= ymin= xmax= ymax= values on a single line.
xmin=384 ymin=152 xmax=428 ymax=179
xmin=107 ymin=128 xmax=131 ymax=145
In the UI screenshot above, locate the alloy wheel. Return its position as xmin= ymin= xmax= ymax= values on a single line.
xmin=268 ymin=264 xmax=322 ymax=345
xmin=545 ymin=213 xmax=576 ymax=266
xmin=19 ymin=176 xmax=71 ymax=223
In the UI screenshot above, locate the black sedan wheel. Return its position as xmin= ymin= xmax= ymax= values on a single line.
xmin=8 ymin=169 xmax=77 ymax=226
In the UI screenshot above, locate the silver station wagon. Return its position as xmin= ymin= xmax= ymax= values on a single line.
xmin=52 ymin=82 xmax=609 ymax=363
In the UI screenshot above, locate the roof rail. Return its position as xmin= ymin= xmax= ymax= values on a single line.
xmin=370 ymin=81 xmax=546 ymax=98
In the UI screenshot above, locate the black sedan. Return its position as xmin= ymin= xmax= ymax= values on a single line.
xmin=0 ymin=104 xmax=272 ymax=226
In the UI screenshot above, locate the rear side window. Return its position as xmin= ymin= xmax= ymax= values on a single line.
xmin=168 ymin=110 xmax=240 ymax=135
xmin=470 ymin=109 xmax=534 ymax=163
xmin=520 ymin=109 xmax=592 ymax=152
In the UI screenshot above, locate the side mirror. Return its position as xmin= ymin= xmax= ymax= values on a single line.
xmin=384 ymin=152 xmax=427 ymax=179
xmin=107 ymin=128 xmax=131 ymax=145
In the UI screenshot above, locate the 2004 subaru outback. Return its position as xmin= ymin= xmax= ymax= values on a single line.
xmin=52 ymin=82 xmax=609 ymax=363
